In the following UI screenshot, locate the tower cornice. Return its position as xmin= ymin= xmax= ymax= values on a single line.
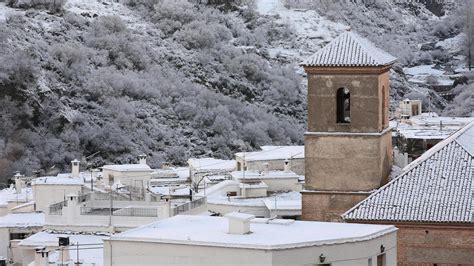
xmin=303 ymin=65 xmax=392 ymax=75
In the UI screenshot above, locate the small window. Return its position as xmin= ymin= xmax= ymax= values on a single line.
xmin=337 ymin=87 xmax=350 ymax=123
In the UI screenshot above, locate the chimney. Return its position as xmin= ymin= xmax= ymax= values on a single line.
xmin=263 ymin=162 xmax=269 ymax=175
xmin=225 ymin=212 xmax=255 ymax=235
xmin=14 ymin=173 xmax=23 ymax=194
xmin=284 ymin=159 xmax=290 ymax=173
xmin=71 ymin=159 xmax=80 ymax=178
xmin=138 ymin=154 xmax=147 ymax=165
xmin=34 ymin=247 xmax=49 ymax=266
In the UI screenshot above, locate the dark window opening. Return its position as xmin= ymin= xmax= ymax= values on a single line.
xmin=337 ymin=87 xmax=351 ymax=123
xmin=10 ymin=233 xmax=29 ymax=240
xmin=377 ymin=254 xmax=385 ymax=266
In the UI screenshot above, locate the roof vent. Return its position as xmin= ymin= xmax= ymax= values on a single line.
xmin=225 ymin=212 xmax=255 ymax=235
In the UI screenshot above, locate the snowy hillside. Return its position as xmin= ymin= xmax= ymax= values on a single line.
xmin=0 ymin=0 xmax=472 ymax=181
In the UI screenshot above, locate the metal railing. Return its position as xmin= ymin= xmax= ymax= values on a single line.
xmin=80 ymin=207 xmax=118 ymax=216
xmin=113 ymin=207 xmax=158 ymax=217
xmin=80 ymin=207 xmax=158 ymax=217
xmin=171 ymin=197 xmax=206 ymax=216
xmin=49 ymin=200 xmax=68 ymax=215
xmin=93 ymin=191 xmax=131 ymax=201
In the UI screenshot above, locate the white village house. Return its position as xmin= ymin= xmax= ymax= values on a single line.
xmin=104 ymin=213 xmax=397 ymax=266
xmin=235 ymin=146 xmax=305 ymax=175
xmin=391 ymin=101 xmax=474 ymax=167
xmin=101 ymin=154 xmax=154 ymax=188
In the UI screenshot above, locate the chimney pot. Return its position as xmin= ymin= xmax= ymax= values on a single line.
xmin=284 ymin=159 xmax=290 ymax=173
xmin=14 ymin=173 xmax=23 ymax=193
xmin=138 ymin=154 xmax=147 ymax=165
xmin=71 ymin=159 xmax=80 ymax=178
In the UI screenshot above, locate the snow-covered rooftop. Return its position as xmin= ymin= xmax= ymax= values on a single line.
xmin=232 ymin=170 xmax=301 ymax=179
xmin=20 ymin=231 xmax=107 ymax=266
xmin=188 ymin=158 xmax=236 ymax=171
xmin=31 ymin=175 xmax=84 ymax=186
xmin=225 ymin=212 xmax=255 ymax=221
xmin=149 ymin=185 xmax=191 ymax=196
xmin=264 ymin=198 xmax=301 ymax=211
xmin=302 ymin=31 xmax=397 ymax=67
xmin=0 ymin=213 xmax=44 ymax=228
xmin=151 ymin=167 xmax=190 ymax=180
xmin=0 ymin=187 xmax=33 ymax=207
xmin=392 ymin=113 xmax=474 ymax=140
xmin=109 ymin=215 xmax=396 ymax=250
xmin=344 ymin=122 xmax=474 ymax=223
xmin=101 ymin=164 xmax=152 ymax=172
xmin=207 ymin=191 xmax=301 ymax=208
xmin=235 ymin=146 xmax=304 ymax=161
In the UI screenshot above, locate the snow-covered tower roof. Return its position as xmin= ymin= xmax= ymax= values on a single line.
xmin=301 ymin=31 xmax=397 ymax=67
xmin=343 ymin=121 xmax=474 ymax=224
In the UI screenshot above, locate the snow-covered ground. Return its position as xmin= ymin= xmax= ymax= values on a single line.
xmin=255 ymin=0 xmax=347 ymax=63
xmin=436 ymin=33 xmax=465 ymax=54
xmin=0 ymin=2 xmax=25 ymax=21
xmin=404 ymin=64 xmax=457 ymax=86
xmin=65 ymin=0 xmax=148 ymax=31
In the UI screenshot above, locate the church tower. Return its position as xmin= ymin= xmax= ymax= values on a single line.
xmin=301 ymin=31 xmax=396 ymax=222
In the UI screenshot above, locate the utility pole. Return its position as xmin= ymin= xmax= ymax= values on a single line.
xmin=76 ymin=242 xmax=80 ymax=265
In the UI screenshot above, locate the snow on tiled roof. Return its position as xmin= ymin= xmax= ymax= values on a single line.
xmin=343 ymin=122 xmax=474 ymax=224
xmin=301 ymin=31 xmax=397 ymax=67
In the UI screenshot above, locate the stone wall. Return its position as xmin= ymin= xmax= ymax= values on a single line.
xmin=305 ymin=130 xmax=392 ymax=191
xmin=301 ymin=191 xmax=369 ymax=222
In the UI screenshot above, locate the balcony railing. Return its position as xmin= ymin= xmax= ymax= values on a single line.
xmin=49 ymin=200 xmax=68 ymax=215
xmin=171 ymin=197 xmax=206 ymax=216
xmin=80 ymin=207 xmax=158 ymax=217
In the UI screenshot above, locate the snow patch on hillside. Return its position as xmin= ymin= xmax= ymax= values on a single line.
xmin=65 ymin=0 xmax=148 ymax=31
xmin=256 ymin=0 xmax=347 ymax=63
xmin=0 ymin=2 xmax=25 ymax=21
xmin=436 ymin=33 xmax=465 ymax=54
xmin=256 ymin=0 xmax=282 ymax=14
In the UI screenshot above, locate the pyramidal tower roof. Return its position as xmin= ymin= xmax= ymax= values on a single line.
xmin=302 ymin=31 xmax=397 ymax=67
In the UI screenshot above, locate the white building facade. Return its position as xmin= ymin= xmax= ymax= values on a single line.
xmin=104 ymin=214 xmax=397 ymax=266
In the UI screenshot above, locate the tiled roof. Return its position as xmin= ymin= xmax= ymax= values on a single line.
xmin=301 ymin=31 xmax=397 ymax=67
xmin=343 ymin=122 xmax=474 ymax=224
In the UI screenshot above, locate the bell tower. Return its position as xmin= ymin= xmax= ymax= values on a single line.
xmin=301 ymin=31 xmax=396 ymax=222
